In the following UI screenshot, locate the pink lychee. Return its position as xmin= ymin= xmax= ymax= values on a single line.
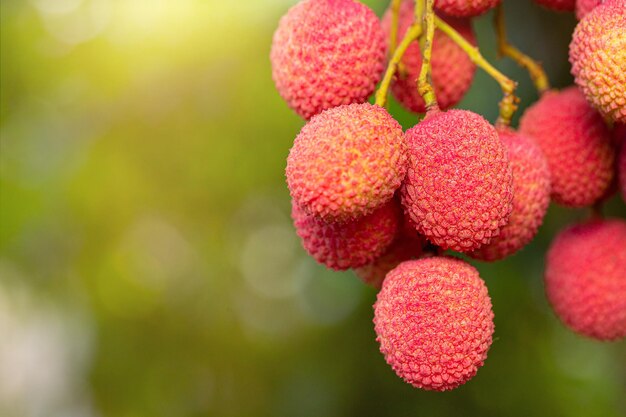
xmin=545 ymin=219 xmax=626 ymax=341
xmin=374 ymin=257 xmax=494 ymax=391
xmin=271 ymin=0 xmax=386 ymax=120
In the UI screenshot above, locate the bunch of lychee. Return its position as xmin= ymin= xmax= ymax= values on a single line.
xmin=270 ymin=0 xmax=626 ymax=392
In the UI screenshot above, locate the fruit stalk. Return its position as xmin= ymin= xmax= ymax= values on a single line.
xmin=389 ymin=0 xmax=402 ymax=61
xmin=417 ymin=0 xmax=439 ymax=111
xmin=494 ymin=4 xmax=550 ymax=94
xmin=375 ymin=18 xmax=423 ymax=107
xmin=434 ymin=15 xmax=519 ymax=127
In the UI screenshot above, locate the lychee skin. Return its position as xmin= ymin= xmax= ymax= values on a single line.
xmin=402 ymin=109 xmax=513 ymax=252
xmin=533 ymin=0 xmax=576 ymax=11
xmin=292 ymin=200 xmax=399 ymax=271
xmin=519 ymin=87 xmax=615 ymax=207
xmin=374 ymin=257 xmax=494 ymax=391
xmin=286 ymin=103 xmax=407 ymax=223
xmin=471 ymin=129 xmax=551 ymax=261
xmin=569 ymin=1 xmax=626 ymax=123
xmin=434 ymin=0 xmax=500 ymax=17
xmin=382 ymin=1 xmax=476 ymax=113
xmin=575 ymin=0 xmax=601 ymax=19
xmin=545 ymin=219 xmax=626 ymax=341
xmin=270 ymin=0 xmax=386 ymax=120
xmin=354 ymin=235 xmax=424 ymax=289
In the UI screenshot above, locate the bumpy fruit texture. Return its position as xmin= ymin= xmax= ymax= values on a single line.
xmin=382 ymin=1 xmax=476 ymax=113
xmin=470 ymin=129 xmax=551 ymax=261
xmin=374 ymin=257 xmax=494 ymax=391
xmin=292 ymin=200 xmax=399 ymax=271
xmin=533 ymin=0 xmax=576 ymax=10
xmin=354 ymin=235 xmax=424 ymax=288
xmin=576 ymin=0 xmax=601 ymax=18
xmin=434 ymin=0 xmax=500 ymax=17
xmin=545 ymin=219 xmax=626 ymax=341
xmin=569 ymin=1 xmax=626 ymax=123
xmin=519 ymin=87 xmax=614 ymax=207
xmin=402 ymin=109 xmax=513 ymax=252
xmin=286 ymin=103 xmax=407 ymax=223
xmin=270 ymin=0 xmax=385 ymax=120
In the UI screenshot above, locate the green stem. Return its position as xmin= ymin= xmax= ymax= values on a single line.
xmin=494 ymin=4 xmax=550 ymax=94
xmin=434 ymin=15 xmax=519 ymax=126
xmin=417 ymin=0 xmax=438 ymax=111
xmin=375 ymin=22 xmax=423 ymax=107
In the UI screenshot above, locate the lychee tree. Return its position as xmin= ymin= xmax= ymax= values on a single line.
xmin=270 ymin=0 xmax=626 ymax=391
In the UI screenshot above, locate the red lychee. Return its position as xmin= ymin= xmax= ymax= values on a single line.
xmin=354 ymin=235 xmax=424 ymax=289
xmin=434 ymin=0 xmax=500 ymax=17
xmin=576 ymin=0 xmax=601 ymax=18
xmin=519 ymin=87 xmax=615 ymax=207
xmin=569 ymin=1 xmax=626 ymax=123
xmin=270 ymin=0 xmax=386 ymax=120
xmin=545 ymin=219 xmax=626 ymax=341
xmin=402 ymin=109 xmax=513 ymax=252
xmin=533 ymin=0 xmax=576 ymax=11
xmin=286 ymin=103 xmax=407 ymax=223
xmin=374 ymin=257 xmax=494 ymax=391
xmin=382 ymin=1 xmax=476 ymax=113
xmin=470 ymin=129 xmax=551 ymax=261
xmin=292 ymin=199 xmax=400 ymax=271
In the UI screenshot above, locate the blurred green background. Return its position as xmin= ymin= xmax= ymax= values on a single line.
xmin=1 ymin=1 xmax=625 ymax=416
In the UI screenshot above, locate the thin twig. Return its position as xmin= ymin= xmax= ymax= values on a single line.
xmin=434 ymin=15 xmax=519 ymax=127
xmin=417 ymin=0 xmax=438 ymax=111
xmin=494 ymin=4 xmax=550 ymax=94
xmin=375 ymin=22 xmax=423 ymax=107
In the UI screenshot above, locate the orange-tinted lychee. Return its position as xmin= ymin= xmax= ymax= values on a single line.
xmin=271 ymin=0 xmax=386 ymax=119
xmin=374 ymin=257 xmax=494 ymax=391
xmin=569 ymin=1 xmax=626 ymax=123
xmin=286 ymin=103 xmax=407 ymax=223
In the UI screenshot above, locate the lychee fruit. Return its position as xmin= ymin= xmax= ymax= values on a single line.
xmin=470 ymin=129 xmax=551 ymax=261
xmin=382 ymin=1 xmax=476 ymax=113
xmin=286 ymin=103 xmax=407 ymax=223
xmin=292 ymin=199 xmax=400 ymax=271
xmin=354 ymin=235 xmax=424 ymax=288
xmin=402 ymin=109 xmax=513 ymax=252
xmin=519 ymin=87 xmax=615 ymax=207
xmin=545 ymin=219 xmax=626 ymax=341
xmin=569 ymin=1 xmax=626 ymax=123
xmin=270 ymin=0 xmax=386 ymax=120
xmin=576 ymin=0 xmax=601 ymax=18
xmin=374 ymin=257 xmax=494 ymax=391
xmin=434 ymin=0 xmax=500 ymax=17
xmin=533 ymin=0 xmax=576 ymax=11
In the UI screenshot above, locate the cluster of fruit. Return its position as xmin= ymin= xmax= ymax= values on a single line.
xmin=270 ymin=0 xmax=626 ymax=391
